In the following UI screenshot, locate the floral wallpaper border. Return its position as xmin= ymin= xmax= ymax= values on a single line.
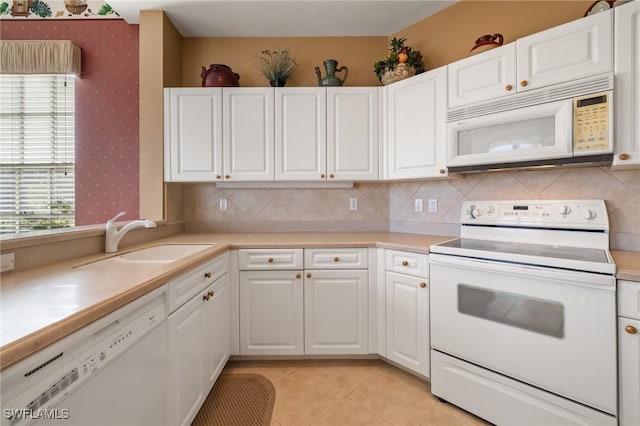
xmin=0 ymin=1 xmax=119 ymax=19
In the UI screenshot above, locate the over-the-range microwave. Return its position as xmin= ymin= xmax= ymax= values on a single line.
xmin=446 ymin=74 xmax=614 ymax=173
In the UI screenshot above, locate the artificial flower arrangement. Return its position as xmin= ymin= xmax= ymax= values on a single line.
xmin=373 ymin=37 xmax=425 ymax=85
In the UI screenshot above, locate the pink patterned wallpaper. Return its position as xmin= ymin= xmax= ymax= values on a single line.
xmin=0 ymin=19 xmax=140 ymax=225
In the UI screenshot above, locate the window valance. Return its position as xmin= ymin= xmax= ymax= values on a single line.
xmin=0 ymin=40 xmax=81 ymax=75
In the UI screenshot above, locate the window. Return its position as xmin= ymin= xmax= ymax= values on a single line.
xmin=0 ymin=74 xmax=75 ymax=234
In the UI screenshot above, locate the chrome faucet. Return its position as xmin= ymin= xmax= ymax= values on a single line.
xmin=105 ymin=212 xmax=157 ymax=253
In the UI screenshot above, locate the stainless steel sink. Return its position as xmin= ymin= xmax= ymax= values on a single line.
xmin=75 ymin=244 xmax=215 ymax=268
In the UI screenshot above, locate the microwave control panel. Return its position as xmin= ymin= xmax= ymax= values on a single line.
xmin=574 ymin=91 xmax=612 ymax=154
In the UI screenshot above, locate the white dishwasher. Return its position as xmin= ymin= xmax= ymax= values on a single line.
xmin=1 ymin=285 xmax=168 ymax=426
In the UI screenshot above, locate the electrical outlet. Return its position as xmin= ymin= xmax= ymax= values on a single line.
xmin=428 ymin=198 xmax=438 ymax=213
xmin=349 ymin=198 xmax=358 ymax=211
xmin=414 ymin=199 xmax=423 ymax=212
xmin=1 ymin=253 xmax=14 ymax=272
xmin=219 ymin=198 xmax=228 ymax=211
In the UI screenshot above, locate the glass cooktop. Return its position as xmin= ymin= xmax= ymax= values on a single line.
xmin=435 ymin=238 xmax=610 ymax=264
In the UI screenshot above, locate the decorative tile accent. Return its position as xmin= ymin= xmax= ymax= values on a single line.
xmin=181 ymin=166 xmax=639 ymax=250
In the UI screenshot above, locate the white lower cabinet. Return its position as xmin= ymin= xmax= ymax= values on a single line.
xmin=168 ymin=256 xmax=229 ymax=426
xmin=239 ymin=270 xmax=304 ymax=355
xmin=238 ymin=248 xmax=368 ymax=356
xmin=385 ymin=250 xmax=430 ymax=377
xmin=305 ymin=269 xmax=368 ymax=354
xmin=619 ymin=279 xmax=640 ymax=425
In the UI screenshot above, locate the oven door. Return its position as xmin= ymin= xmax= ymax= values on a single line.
xmin=429 ymin=253 xmax=616 ymax=415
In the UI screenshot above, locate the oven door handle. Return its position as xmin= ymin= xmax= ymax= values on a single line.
xmin=429 ymin=253 xmax=615 ymax=289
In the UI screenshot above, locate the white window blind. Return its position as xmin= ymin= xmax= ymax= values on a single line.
xmin=0 ymin=74 xmax=75 ymax=234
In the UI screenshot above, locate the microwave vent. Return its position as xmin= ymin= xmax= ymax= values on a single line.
xmin=447 ymin=73 xmax=613 ymax=122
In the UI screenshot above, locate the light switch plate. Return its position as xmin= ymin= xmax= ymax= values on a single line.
xmin=349 ymin=198 xmax=358 ymax=211
xmin=219 ymin=198 xmax=228 ymax=211
xmin=414 ymin=199 xmax=423 ymax=212
xmin=428 ymin=199 xmax=438 ymax=213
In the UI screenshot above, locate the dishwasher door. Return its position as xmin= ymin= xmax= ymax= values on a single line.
xmin=44 ymin=322 xmax=167 ymax=426
xmin=2 ymin=286 xmax=168 ymax=426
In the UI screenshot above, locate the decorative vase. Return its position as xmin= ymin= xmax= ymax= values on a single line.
xmin=314 ymin=59 xmax=348 ymax=87
xmin=381 ymin=63 xmax=416 ymax=85
xmin=269 ymin=78 xmax=287 ymax=87
xmin=200 ymin=64 xmax=240 ymax=87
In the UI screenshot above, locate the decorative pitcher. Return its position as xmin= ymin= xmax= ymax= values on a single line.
xmin=315 ymin=59 xmax=348 ymax=87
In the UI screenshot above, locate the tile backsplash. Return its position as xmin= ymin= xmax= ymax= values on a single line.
xmin=181 ymin=166 xmax=640 ymax=251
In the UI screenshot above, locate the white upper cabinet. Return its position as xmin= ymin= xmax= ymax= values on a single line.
xmin=447 ymin=10 xmax=613 ymax=108
xmin=613 ymin=0 xmax=640 ymax=169
xmin=516 ymin=9 xmax=612 ymax=93
xmin=385 ymin=66 xmax=448 ymax=180
xmin=275 ymin=87 xmax=327 ymax=181
xmin=164 ymin=88 xmax=223 ymax=182
xmin=223 ymin=88 xmax=275 ymax=181
xmin=448 ymin=43 xmax=517 ymax=108
xmin=327 ymin=87 xmax=379 ymax=181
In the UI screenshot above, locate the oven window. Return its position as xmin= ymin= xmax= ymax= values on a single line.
xmin=458 ymin=284 xmax=564 ymax=338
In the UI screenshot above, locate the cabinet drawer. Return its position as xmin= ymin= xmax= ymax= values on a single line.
xmin=238 ymin=249 xmax=303 ymax=270
xmin=304 ymin=248 xmax=368 ymax=269
xmin=169 ymin=253 xmax=228 ymax=313
xmin=385 ymin=249 xmax=429 ymax=278
xmin=619 ymin=280 xmax=640 ymax=320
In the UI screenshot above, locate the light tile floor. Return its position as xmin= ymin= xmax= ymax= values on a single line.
xmin=221 ymin=359 xmax=491 ymax=426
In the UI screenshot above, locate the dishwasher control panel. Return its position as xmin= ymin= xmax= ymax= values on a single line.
xmin=3 ymin=302 xmax=165 ymax=426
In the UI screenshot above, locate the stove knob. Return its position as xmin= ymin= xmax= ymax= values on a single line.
xmin=558 ymin=205 xmax=571 ymax=216
xmin=582 ymin=209 xmax=596 ymax=220
xmin=487 ymin=205 xmax=495 ymax=214
xmin=474 ymin=208 xmax=484 ymax=217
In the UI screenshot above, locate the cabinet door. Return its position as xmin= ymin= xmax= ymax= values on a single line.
xmin=204 ymin=275 xmax=230 ymax=391
xmin=386 ymin=67 xmax=447 ymax=179
xmin=613 ymin=0 xmax=640 ymax=169
xmin=164 ymin=88 xmax=223 ymax=182
xmin=304 ymin=269 xmax=368 ymax=354
xmin=385 ymin=271 xmax=429 ymax=377
xmin=239 ymin=270 xmax=304 ymax=355
xmin=447 ymin=43 xmax=516 ymax=108
xmin=275 ymin=88 xmax=327 ymax=181
xmin=223 ymin=88 xmax=275 ymax=180
xmin=619 ymin=317 xmax=640 ymax=426
xmin=516 ymin=10 xmax=613 ymax=93
xmin=168 ymin=293 xmax=206 ymax=426
xmin=327 ymin=87 xmax=379 ymax=181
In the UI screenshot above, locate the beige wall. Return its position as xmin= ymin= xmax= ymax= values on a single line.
xmin=394 ymin=0 xmax=593 ymax=70
xmin=181 ymin=37 xmax=385 ymax=87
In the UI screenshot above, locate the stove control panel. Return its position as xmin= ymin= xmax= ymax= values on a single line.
xmin=462 ymin=200 xmax=608 ymax=230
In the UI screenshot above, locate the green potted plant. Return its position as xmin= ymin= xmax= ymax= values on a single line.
xmin=374 ymin=37 xmax=425 ymax=85
xmin=258 ymin=49 xmax=297 ymax=87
